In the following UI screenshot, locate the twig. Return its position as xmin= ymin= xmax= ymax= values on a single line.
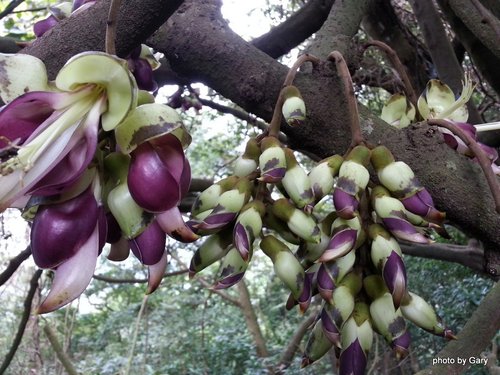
xmin=43 ymin=323 xmax=79 ymax=375
xmin=0 ymin=269 xmax=42 ymax=375
xmin=0 ymin=0 xmax=25 ymax=20
xmin=268 ymin=54 xmax=320 ymax=137
xmin=0 ymin=245 xmax=31 ymax=286
xmin=363 ymin=40 xmax=418 ymax=107
xmin=92 ymin=269 xmax=188 ymax=284
xmin=328 ymin=51 xmax=364 ymax=147
xmin=123 ymin=294 xmax=148 ymax=375
xmin=105 ymin=0 xmax=122 ymax=55
xmin=428 ymin=118 xmax=500 ymax=213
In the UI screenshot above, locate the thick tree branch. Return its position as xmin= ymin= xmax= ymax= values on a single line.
xmin=408 ymin=0 xmax=482 ymax=124
xmin=0 ymin=246 xmax=31 ymax=287
xmin=416 ymin=281 xmax=500 ymax=374
xmin=400 ymin=240 xmax=485 ymax=275
xmin=22 ymin=0 xmax=184 ymax=78
xmin=0 ymin=269 xmax=42 ymax=375
xmin=251 ymin=0 xmax=334 ymax=58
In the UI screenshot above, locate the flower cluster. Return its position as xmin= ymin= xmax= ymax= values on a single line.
xmin=187 ymin=91 xmax=453 ymax=373
xmin=381 ymin=76 xmax=500 ymax=174
xmin=0 ymin=50 xmax=193 ymax=314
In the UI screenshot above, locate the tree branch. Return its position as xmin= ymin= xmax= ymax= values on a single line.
xmin=416 ymin=281 xmax=500 ymax=374
xmin=251 ymin=0 xmax=334 ymax=58
xmin=0 ymin=269 xmax=42 ymax=375
xmin=0 ymin=0 xmax=25 ymax=20
xmin=43 ymin=324 xmax=79 ymax=375
xmin=400 ymin=240 xmax=485 ymax=275
xmin=0 ymin=246 xmax=31 ymax=287
xmin=277 ymin=310 xmax=318 ymax=371
xmin=92 ymin=269 xmax=188 ymax=284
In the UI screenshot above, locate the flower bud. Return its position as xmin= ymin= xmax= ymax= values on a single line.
xmin=189 ymin=229 xmax=233 ymax=277
xmin=281 ymin=148 xmax=314 ymax=208
xmin=258 ymin=136 xmax=286 ymax=183
xmin=334 ymin=146 xmax=370 ymax=219
xmin=213 ymin=246 xmax=249 ymax=289
xmin=302 ymin=318 xmax=333 ymax=367
xmin=318 ymin=215 xmax=363 ymax=262
xmin=271 ymin=198 xmax=321 ymax=243
xmin=191 ymin=176 xmax=239 ymax=217
xmin=234 ymin=138 xmax=260 ymax=177
xmin=308 ymin=154 xmax=343 ymax=202
xmin=233 ymin=200 xmax=265 ymax=260
xmin=129 ymin=220 xmax=166 ymax=265
xmin=281 ymin=85 xmax=306 ymax=127
xmin=401 ymin=292 xmax=456 ymax=339
xmin=260 ymin=235 xmax=305 ymax=300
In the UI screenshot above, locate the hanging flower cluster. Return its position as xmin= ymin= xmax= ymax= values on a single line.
xmin=0 ymin=49 xmax=194 ymax=314
xmin=187 ymin=85 xmax=454 ymax=374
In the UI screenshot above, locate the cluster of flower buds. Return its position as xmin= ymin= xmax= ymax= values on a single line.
xmin=380 ymin=75 xmax=500 ymax=174
xmin=186 ymin=90 xmax=453 ymax=373
xmin=0 ymin=41 xmax=195 ymax=313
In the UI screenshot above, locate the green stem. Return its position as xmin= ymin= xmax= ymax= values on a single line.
xmin=328 ymin=51 xmax=364 ymax=147
xmin=123 ymin=294 xmax=149 ymax=375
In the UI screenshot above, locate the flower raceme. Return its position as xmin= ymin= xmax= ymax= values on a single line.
xmin=0 ymin=52 xmax=136 ymax=209
xmin=0 ymin=51 xmax=196 ymax=312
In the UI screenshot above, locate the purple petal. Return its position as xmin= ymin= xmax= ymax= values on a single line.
xmin=37 ymin=224 xmax=99 ymax=314
xmin=391 ymin=330 xmax=411 ymax=360
xmin=0 ymin=92 xmax=56 ymax=148
xmin=156 ymin=206 xmax=199 ymax=243
xmin=97 ymin=206 xmax=107 ymax=253
xmin=72 ymin=0 xmax=95 ymax=11
xmin=179 ymin=157 xmax=191 ymax=199
xmin=213 ymin=272 xmax=245 ymax=290
xmin=31 ymin=188 xmax=98 ymax=269
xmin=333 ymin=188 xmax=358 ymax=219
xmin=317 ymin=263 xmax=336 ymax=303
xmin=297 ymin=271 xmax=313 ymax=313
xmin=260 ymin=166 xmax=286 ymax=183
xmin=382 ymin=217 xmax=430 ymax=243
xmin=383 ymin=251 xmax=407 ymax=308
xmin=129 ymin=220 xmax=166 ymax=265
xmin=401 ymin=190 xmax=445 ymax=224
xmin=479 ymin=143 xmax=499 ymax=163
xmin=128 ymin=141 xmax=181 ymax=212
xmin=193 ymin=210 xmax=237 ymax=233
xmin=147 ymin=251 xmax=168 ymax=294
xmin=133 ymin=59 xmax=158 ymax=92
xmin=321 ymin=308 xmax=341 ymax=347
xmin=318 ymin=228 xmax=357 ymax=262
xmin=339 ymin=339 xmax=367 ymax=375
xmin=33 ymin=15 xmax=59 ymax=37
xmin=233 ymin=222 xmax=251 ymax=261
xmin=106 ymin=212 xmax=122 ymax=244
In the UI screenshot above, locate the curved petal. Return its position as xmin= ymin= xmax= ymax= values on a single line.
xmin=31 ymin=188 xmax=98 ymax=269
xmin=37 ymin=224 xmax=99 ymax=314
xmin=156 ymin=206 xmax=199 ymax=243
xmin=147 ymin=251 xmax=168 ymax=294
xmin=129 ymin=220 xmax=166 ymax=265
xmin=0 ymin=54 xmax=49 ymax=102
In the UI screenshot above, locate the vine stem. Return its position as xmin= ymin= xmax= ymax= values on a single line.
xmin=428 ymin=118 xmax=500 ymax=213
xmin=362 ymin=40 xmax=418 ymax=108
xmin=327 ymin=51 xmax=364 ymax=147
xmin=123 ymin=294 xmax=149 ymax=375
xmin=105 ymin=0 xmax=122 ymax=55
xmin=268 ymin=54 xmax=320 ymax=138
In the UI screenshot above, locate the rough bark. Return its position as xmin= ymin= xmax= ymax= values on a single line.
xmin=251 ymin=0 xmax=334 ymax=58
xmin=21 ymin=0 xmax=184 ymax=79
xmin=409 ymin=0 xmax=482 ymax=124
xmin=436 ymin=0 xmax=500 ymax=97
